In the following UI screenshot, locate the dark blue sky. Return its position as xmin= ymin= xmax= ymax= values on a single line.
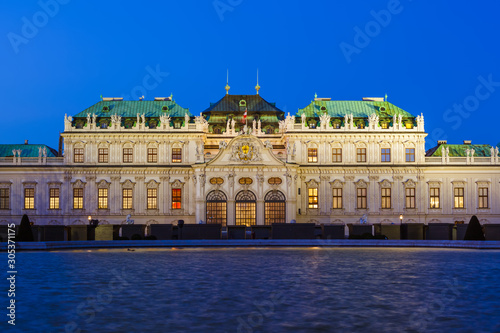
xmin=1 ymin=0 xmax=499 ymax=150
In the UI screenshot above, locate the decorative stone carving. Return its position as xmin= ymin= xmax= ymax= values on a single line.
xmin=355 ymin=179 xmax=368 ymax=188
xmin=121 ymin=179 xmax=135 ymax=188
xmin=230 ymin=139 xmax=262 ymax=163
xmin=219 ymin=140 xmax=228 ymax=149
xmin=330 ymin=179 xmax=344 ymax=188
xmin=319 ymin=113 xmax=331 ymax=130
xmin=379 ymin=179 xmax=392 ymax=188
xmin=171 ymin=179 xmax=183 ymax=188
xmin=146 ymin=180 xmax=159 ymax=188
xmin=403 ymin=179 xmax=416 ymax=188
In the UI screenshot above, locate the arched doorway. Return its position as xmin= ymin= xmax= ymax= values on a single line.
xmin=235 ymin=191 xmax=256 ymax=226
xmin=265 ymin=190 xmax=286 ymax=225
xmin=206 ymin=190 xmax=227 ymax=226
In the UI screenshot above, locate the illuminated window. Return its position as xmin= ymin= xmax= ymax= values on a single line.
xmin=210 ymin=177 xmax=224 ymax=185
xmin=381 ymin=188 xmax=391 ymax=209
xmin=172 ymin=148 xmax=182 ymax=163
xmin=98 ymin=188 xmax=108 ymax=209
xmin=206 ymin=191 xmax=227 ymax=226
xmin=0 ymin=188 xmax=9 ymax=210
xmin=235 ymin=191 xmax=256 ymax=226
xmin=381 ymin=122 xmax=389 ymax=129
xmin=268 ymin=177 xmax=282 ymax=185
xmin=478 ymin=188 xmax=488 ymax=208
xmin=265 ymin=191 xmax=286 ymax=225
xmin=308 ymin=188 xmax=318 ymax=209
xmin=430 ymin=188 xmax=440 ymax=208
xmin=332 ymin=148 xmax=342 ymax=162
xmin=49 ymin=188 xmax=59 ymax=210
xmin=332 ymin=188 xmax=342 ymax=209
xmin=123 ymin=148 xmax=133 ymax=163
xmin=405 ymin=122 xmax=413 ymax=129
xmin=122 ymin=188 xmax=133 ymax=210
xmin=406 ymin=188 xmax=415 ymax=209
xmin=74 ymin=148 xmax=84 ymax=163
xmin=73 ymin=188 xmax=83 ymax=209
xmin=239 ymin=178 xmax=253 ymax=185
xmin=357 ymin=148 xmax=366 ymax=163
xmin=172 ymin=189 xmax=182 ymax=209
xmin=357 ymin=188 xmax=367 ymax=209
xmin=148 ymin=148 xmax=158 ymax=163
xmin=406 ymin=148 xmax=415 ymax=162
xmin=24 ymin=188 xmax=35 ymax=209
xmin=98 ymin=148 xmax=108 ymax=163
xmin=381 ymin=148 xmax=391 ymax=162
xmin=454 ymin=187 xmax=464 ymax=208
xmin=308 ymin=148 xmax=318 ymax=163
xmin=147 ymin=188 xmax=157 ymax=209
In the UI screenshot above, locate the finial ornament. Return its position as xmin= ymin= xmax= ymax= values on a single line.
xmin=255 ymin=69 xmax=260 ymax=95
xmin=225 ymin=69 xmax=230 ymax=94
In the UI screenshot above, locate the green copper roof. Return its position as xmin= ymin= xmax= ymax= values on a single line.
xmin=0 ymin=144 xmax=58 ymax=157
xmin=426 ymin=144 xmax=494 ymax=157
xmin=74 ymin=100 xmax=192 ymax=118
xmin=297 ymin=100 xmax=414 ymax=118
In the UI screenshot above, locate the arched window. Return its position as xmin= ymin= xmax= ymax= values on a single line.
xmin=206 ymin=191 xmax=227 ymax=226
xmin=265 ymin=191 xmax=286 ymax=225
xmin=235 ymin=191 xmax=256 ymax=226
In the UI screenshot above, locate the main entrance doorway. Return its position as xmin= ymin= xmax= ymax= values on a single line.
xmin=235 ymin=191 xmax=256 ymax=226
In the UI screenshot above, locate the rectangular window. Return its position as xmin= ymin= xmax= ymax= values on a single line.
xmin=381 ymin=122 xmax=389 ymax=129
xmin=357 ymin=148 xmax=366 ymax=163
xmin=49 ymin=188 xmax=60 ymax=210
xmin=332 ymin=188 xmax=342 ymax=209
xmin=381 ymin=188 xmax=391 ymax=209
xmin=98 ymin=148 xmax=109 ymax=163
xmin=172 ymin=189 xmax=182 ymax=209
xmin=381 ymin=148 xmax=391 ymax=162
xmin=478 ymin=187 xmax=488 ymax=208
xmin=147 ymin=148 xmax=158 ymax=163
xmin=406 ymin=148 xmax=415 ymax=162
xmin=24 ymin=188 xmax=35 ymax=209
xmin=74 ymin=148 xmax=84 ymax=163
xmin=98 ymin=188 xmax=108 ymax=209
xmin=0 ymin=188 xmax=9 ymax=210
xmin=123 ymin=188 xmax=133 ymax=210
xmin=308 ymin=188 xmax=318 ymax=209
xmin=430 ymin=188 xmax=440 ymax=209
xmin=454 ymin=187 xmax=464 ymax=208
xmin=123 ymin=148 xmax=133 ymax=163
xmin=357 ymin=188 xmax=367 ymax=209
xmin=406 ymin=188 xmax=416 ymax=209
xmin=332 ymin=148 xmax=342 ymax=163
xmin=73 ymin=188 xmax=83 ymax=209
xmin=308 ymin=148 xmax=318 ymax=163
xmin=147 ymin=188 xmax=158 ymax=209
xmin=172 ymin=148 xmax=182 ymax=163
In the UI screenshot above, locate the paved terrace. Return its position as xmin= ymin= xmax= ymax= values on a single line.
xmin=2 ymin=239 xmax=500 ymax=251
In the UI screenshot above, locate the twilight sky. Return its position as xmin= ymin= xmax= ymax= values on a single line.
xmin=1 ymin=0 xmax=499 ymax=150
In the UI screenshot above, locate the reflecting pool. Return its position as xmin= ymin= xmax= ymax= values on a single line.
xmin=5 ymin=248 xmax=500 ymax=332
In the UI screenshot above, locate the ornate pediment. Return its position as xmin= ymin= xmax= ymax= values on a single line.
xmin=427 ymin=180 xmax=441 ymax=187
xmin=72 ymin=179 xmax=86 ymax=188
xmin=146 ymin=179 xmax=159 ymax=189
xmin=305 ymin=179 xmax=320 ymax=187
xmin=96 ymin=179 xmax=111 ymax=188
xmin=121 ymin=179 xmax=135 ymax=188
xmin=403 ymin=179 xmax=416 ymax=188
xmin=355 ymin=179 xmax=368 ymax=188
xmin=379 ymin=179 xmax=392 ymax=188
xmin=330 ymin=179 xmax=344 ymax=188
xmin=171 ymin=179 xmax=184 ymax=188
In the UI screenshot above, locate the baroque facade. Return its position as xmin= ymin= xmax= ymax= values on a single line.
xmin=0 ymin=88 xmax=499 ymax=227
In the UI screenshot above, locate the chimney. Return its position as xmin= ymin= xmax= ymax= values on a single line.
xmin=437 ymin=140 xmax=447 ymax=145
xmin=463 ymin=140 xmax=471 ymax=145
xmin=24 ymin=140 xmax=28 ymax=145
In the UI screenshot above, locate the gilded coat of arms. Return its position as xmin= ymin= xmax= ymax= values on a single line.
xmin=230 ymin=140 xmax=262 ymax=164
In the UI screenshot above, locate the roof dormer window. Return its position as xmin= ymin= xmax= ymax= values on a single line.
xmin=102 ymin=106 xmax=109 ymax=112
xmin=162 ymin=106 xmax=168 ymax=111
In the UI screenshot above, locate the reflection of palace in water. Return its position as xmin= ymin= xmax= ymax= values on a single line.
xmin=1 ymin=83 xmax=499 ymax=227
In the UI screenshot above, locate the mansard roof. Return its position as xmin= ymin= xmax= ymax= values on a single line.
xmin=203 ymin=94 xmax=284 ymax=114
xmin=73 ymin=100 xmax=192 ymax=118
xmin=426 ymin=144 xmax=495 ymax=157
xmin=0 ymin=144 xmax=58 ymax=157
xmin=298 ymin=100 xmax=414 ymax=119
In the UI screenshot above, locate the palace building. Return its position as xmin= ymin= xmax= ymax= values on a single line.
xmin=0 ymin=84 xmax=499 ymax=228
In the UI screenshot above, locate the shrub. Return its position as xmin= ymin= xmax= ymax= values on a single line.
xmin=144 ymin=235 xmax=157 ymax=240
xmin=17 ymin=214 xmax=34 ymax=242
xmin=464 ymin=215 xmax=485 ymax=241
xmin=131 ymin=234 xmax=142 ymax=240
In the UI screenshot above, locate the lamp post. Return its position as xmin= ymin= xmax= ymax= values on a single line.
xmin=399 ymin=214 xmax=404 ymax=225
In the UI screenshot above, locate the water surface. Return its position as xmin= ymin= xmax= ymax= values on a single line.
xmin=3 ymin=248 xmax=500 ymax=333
